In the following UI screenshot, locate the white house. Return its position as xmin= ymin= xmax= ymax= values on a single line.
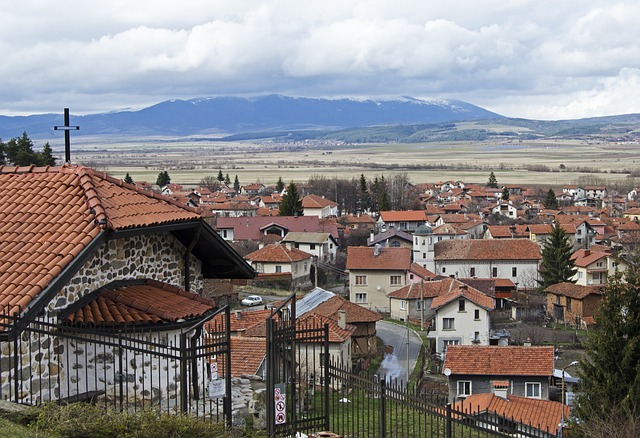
xmin=244 ymin=243 xmax=313 ymax=282
xmin=413 ymin=224 xmax=468 ymax=271
xmin=430 ymin=283 xmax=495 ymax=354
xmin=491 ymin=201 xmax=518 ymax=219
xmin=433 ymin=239 xmax=541 ymax=290
xmin=282 ymin=231 xmax=338 ymax=263
xmin=301 ymin=194 xmax=339 ymax=218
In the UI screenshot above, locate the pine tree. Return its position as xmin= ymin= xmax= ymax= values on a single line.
xmin=124 ymin=173 xmax=134 ymax=184
xmin=39 ymin=142 xmax=56 ymax=166
xmin=487 ymin=171 xmax=498 ymax=188
xmin=279 ymin=181 xmax=304 ymax=216
xmin=156 ymin=170 xmax=171 ymax=187
xmin=543 ymin=189 xmax=558 ymax=210
xmin=233 ymin=175 xmax=240 ymax=192
xmin=501 ymin=187 xmax=510 ymax=201
xmin=276 ymin=176 xmax=285 ymax=193
xmin=573 ymin=267 xmax=640 ymax=435
xmin=217 ymin=169 xmax=224 ymax=182
xmin=358 ymin=174 xmax=370 ymax=212
xmin=537 ymin=223 xmax=577 ymax=289
xmin=224 ymin=173 xmax=231 ymax=185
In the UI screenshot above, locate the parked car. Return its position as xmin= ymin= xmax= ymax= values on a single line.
xmin=241 ymin=295 xmax=264 ymax=306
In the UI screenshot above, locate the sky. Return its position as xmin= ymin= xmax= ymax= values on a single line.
xmin=1 ymin=1 xmax=639 ymax=120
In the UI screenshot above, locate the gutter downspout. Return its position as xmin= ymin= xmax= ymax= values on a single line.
xmin=184 ymin=220 xmax=203 ymax=292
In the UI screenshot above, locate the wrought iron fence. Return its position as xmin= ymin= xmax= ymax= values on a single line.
xmin=0 ymin=305 xmax=232 ymax=424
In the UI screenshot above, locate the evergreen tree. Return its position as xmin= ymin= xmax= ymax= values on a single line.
xmin=537 ymin=223 xmax=577 ymax=289
xmin=276 ymin=176 xmax=285 ymax=193
xmin=376 ymin=175 xmax=391 ymax=211
xmin=39 ymin=142 xmax=56 ymax=166
xmin=543 ymin=189 xmax=558 ymax=210
xmin=5 ymin=132 xmax=37 ymax=165
xmin=217 ymin=169 xmax=224 ymax=182
xmin=224 ymin=173 xmax=231 ymax=185
xmin=0 ymin=139 xmax=5 ymax=164
xmin=124 ymin=172 xmax=134 ymax=184
xmin=487 ymin=171 xmax=498 ymax=188
xmin=501 ymin=186 xmax=510 ymax=201
xmin=156 ymin=170 xmax=171 ymax=187
xmin=279 ymin=181 xmax=304 ymax=216
xmin=573 ymin=267 xmax=640 ymax=436
xmin=233 ymin=175 xmax=240 ymax=192
xmin=358 ymin=173 xmax=370 ymax=212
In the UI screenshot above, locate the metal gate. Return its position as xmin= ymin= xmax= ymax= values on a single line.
xmin=266 ymin=293 xmax=330 ymax=437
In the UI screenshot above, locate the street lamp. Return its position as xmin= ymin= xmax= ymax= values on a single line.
xmin=560 ymin=361 xmax=578 ymax=438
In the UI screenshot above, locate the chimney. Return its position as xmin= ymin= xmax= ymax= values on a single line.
xmin=374 ymin=244 xmax=381 ymax=256
xmin=338 ymin=310 xmax=347 ymax=329
xmin=584 ymin=249 xmax=590 ymax=256
xmin=370 ymin=231 xmax=375 ymax=243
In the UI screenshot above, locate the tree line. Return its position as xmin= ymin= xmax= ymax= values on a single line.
xmin=0 ymin=132 xmax=56 ymax=166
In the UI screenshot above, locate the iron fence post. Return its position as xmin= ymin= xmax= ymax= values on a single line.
xmin=180 ymin=331 xmax=188 ymax=413
xmin=323 ymin=323 xmax=330 ymax=432
xmin=379 ymin=377 xmax=386 ymax=438
xmin=224 ymin=307 xmax=232 ymax=428
xmin=118 ymin=330 xmax=124 ymax=409
xmin=446 ymin=403 xmax=452 ymax=438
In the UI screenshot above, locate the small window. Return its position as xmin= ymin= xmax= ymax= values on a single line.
xmin=470 ymin=267 xmax=476 ymax=277
xmin=423 ymin=252 xmax=426 ymax=258
xmin=567 ymin=297 xmax=572 ymax=311
xmin=512 ymin=267 xmax=517 ymax=277
xmin=355 ymin=293 xmax=367 ymax=303
xmin=459 ymin=300 xmax=466 ymax=312
xmin=492 ymin=267 xmax=498 ymax=278
xmin=310 ymin=243 xmax=316 ymax=250
xmin=416 ymin=300 xmax=423 ymax=310
xmin=442 ymin=267 xmax=447 ymax=273
xmin=390 ymin=275 xmax=402 ymax=286
xmin=222 ymin=230 xmax=228 ymax=238
xmin=355 ymin=275 xmax=367 ymax=286
xmin=304 ymin=262 xmax=308 ymax=271
xmin=474 ymin=309 xmax=480 ymax=320
xmin=443 ymin=318 xmax=455 ymax=330
xmin=457 ymin=381 xmax=472 ymax=397
xmin=400 ymin=300 xmax=406 ymax=310
xmin=526 ymin=382 xmax=541 ymax=399
xmin=474 ymin=332 xmax=480 ymax=342
xmin=275 ymin=265 xmax=282 ymax=273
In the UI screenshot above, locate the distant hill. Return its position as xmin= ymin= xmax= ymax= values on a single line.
xmin=0 ymin=95 xmax=502 ymax=139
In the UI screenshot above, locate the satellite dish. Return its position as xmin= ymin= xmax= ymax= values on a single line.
xmin=443 ymin=368 xmax=451 ymax=377
xmin=376 ymin=285 xmax=381 ymax=291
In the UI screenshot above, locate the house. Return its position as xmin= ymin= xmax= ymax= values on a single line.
xmin=545 ymin=282 xmax=604 ymax=327
xmin=430 ymin=283 xmax=495 ymax=354
xmin=570 ymin=246 xmax=624 ymax=286
xmin=215 ymin=215 xmax=339 ymax=243
xmin=346 ymin=246 xmax=412 ymax=313
xmin=457 ymin=277 xmax=517 ymax=310
xmin=296 ymin=288 xmax=382 ymax=368
xmin=367 ymin=228 xmax=414 ymax=249
xmin=413 ymin=223 xmax=468 ymax=271
xmin=244 ymin=243 xmax=313 ymax=285
xmin=377 ymin=210 xmax=428 ymax=232
xmin=387 ymin=277 xmax=462 ymax=324
xmin=433 ymin=239 xmax=541 ymax=290
xmin=0 ymin=164 xmax=254 ymax=406
xmin=491 ymin=201 xmax=518 ymax=219
xmin=443 ymin=345 xmax=555 ymax=403
xmin=301 ymin=194 xmax=339 ymax=218
xmin=451 ymin=393 xmax=569 ymax=438
xmin=240 ymin=183 xmax=265 ymax=196
xmin=282 ymin=231 xmax=338 ymax=263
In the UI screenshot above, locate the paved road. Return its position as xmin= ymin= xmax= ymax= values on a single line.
xmin=376 ymin=320 xmax=423 ymax=384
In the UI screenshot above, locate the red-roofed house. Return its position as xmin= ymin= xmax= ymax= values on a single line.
xmin=245 ymin=243 xmax=313 ymax=284
xmin=346 ymin=246 xmax=412 ymax=313
xmin=301 ymin=194 xmax=339 ymax=218
xmin=377 ymin=210 xmax=428 ymax=232
xmin=570 ymin=247 xmax=625 ymax=286
xmin=443 ymin=345 xmax=555 ymax=403
xmin=545 ymin=282 xmax=605 ymax=326
xmin=0 ymin=164 xmax=254 ymax=407
xmin=433 ymin=239 xmax=541 ymax=290
xmin=430 ymin=283 xmax=495 ymax=353
xmin=451 ymin=393 xmax=569 ymax=437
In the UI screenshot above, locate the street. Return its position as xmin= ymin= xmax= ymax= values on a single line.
xmin=376 ymin=320 xmax=423 ymax=384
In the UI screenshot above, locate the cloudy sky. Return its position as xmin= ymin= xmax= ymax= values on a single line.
xmin=1 ymin=1 xmax=639 ymax=120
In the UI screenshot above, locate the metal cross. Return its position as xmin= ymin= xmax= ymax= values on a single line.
xmin=53 ymin=108 xmax=79 ymax=164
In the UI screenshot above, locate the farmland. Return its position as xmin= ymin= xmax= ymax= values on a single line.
xmin=66 ymin=134 xmax=640 ymax=189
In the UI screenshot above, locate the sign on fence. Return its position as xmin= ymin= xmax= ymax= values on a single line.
xmin=208 ymin=358 xmax=226 ymax=398
xmin=274 ymin=384 xmax=287 ymax=425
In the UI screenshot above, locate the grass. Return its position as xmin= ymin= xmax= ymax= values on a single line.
xmin=0 ymin=416 xmax=45 ymax=438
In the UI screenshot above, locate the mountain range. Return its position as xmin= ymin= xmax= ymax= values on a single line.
xmin=0 ymin=95 xmax=502 ymax=140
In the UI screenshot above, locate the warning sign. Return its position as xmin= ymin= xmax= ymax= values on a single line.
xmin=208 ymin=379 xmax=225 ymax=398
xmin=274 ymin=385 xmax=286 ymax=425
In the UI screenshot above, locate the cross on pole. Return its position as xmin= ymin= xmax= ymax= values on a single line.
xmin=54 ymin=108 xmax=79 ymax=164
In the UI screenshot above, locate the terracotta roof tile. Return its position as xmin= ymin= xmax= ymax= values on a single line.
xmin=434 ymin=239 xmax=541 ymax=261
xmin=302 ymin=194 xmax=337 ymax=208
xmin=431 ymin=283 xmax=495 ymax=311
xmin=245 ymin=243 xmax=312 ymax=263
xmin=346 ymin=246 xmax=411 ymax=270
xmin=64 ymin=280 xmax=215 ymax=326
xmin=443 ymin=345 xmax=554 ymax=376
xmin=0 ymin=165 xmax=206 ymax=316
xmin=314 ymin=296 xmax=382 ymax=323
xmin=226 ymin=337 xmax=266 ymax=377
xmin=379 ymin=210 xmax=428 ymax=222
xmin=452 ymin=394 xmax=569 ymax=435
xmin=545 ymin=282 xmax=604 ymax=299
xmin=388 ymin=277 xmax=460 ymax=299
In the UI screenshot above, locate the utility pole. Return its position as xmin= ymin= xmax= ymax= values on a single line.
xmin=53 ymin=108 xmax=79 ymax=163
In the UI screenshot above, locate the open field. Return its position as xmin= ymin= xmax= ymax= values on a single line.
xmin=59 ymin=135 xmax=640 ymax=188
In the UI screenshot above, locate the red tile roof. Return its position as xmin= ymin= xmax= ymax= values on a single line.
xmin=314 ymin=296 xmax=382 ymax=323
xmin=443 ymin=345 xmax=554 ymax=376
xmin=302 ymin=194 xmax=337 ymax=208
xmin=388 ymin=277 xmax=460 ymax=299
xmin=0 ymin=164 xmax=245 ymax=318
xmin=245 ymin=243 xmax=312 ymax=263
xmin=63 ymin=280 xmax=215 ymax=326
xmin=298 ymin=312 xmax=355 ymax=343
xmin=431 ymin=283 xmax=495 ymax=311
xmin=452 ymin=393 xmax=569 ymax=435
xmin=346 ymin=246 xmax=412 ymax=270
xmin=215 ymin=216 xmax=331 ymax=240
xmin=410 ymin=263 xmax=438 ymax=280
xmin=434 ymin=239 xmax=541 ymax=261
xmin=545 ymin=282 xmax=604 ymax=299
xmin=570 ymin=248 xmax=611 ymax=267
xmin=227 ymin=337 xmax=266 ymax=377
xmin=379 ymin=210 xmax=428 ymax=222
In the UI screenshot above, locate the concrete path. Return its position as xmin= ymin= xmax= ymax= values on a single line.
xmin=376 ymin=320 xmax=423 ymax=385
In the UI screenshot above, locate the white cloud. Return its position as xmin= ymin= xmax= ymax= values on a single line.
xmin=0 ymin=0 xmax=638 ymax=119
